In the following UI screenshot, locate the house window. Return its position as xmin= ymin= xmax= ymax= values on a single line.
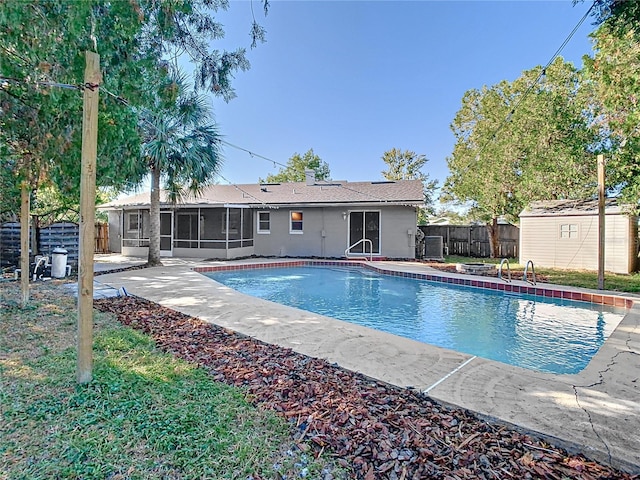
xmin=290 ymin=211 xmax=303 ymax=234
xmin=257 ymin=211 xmax=270 ymax=234
xmin=560 ymin=223 xmax=578 ymax=239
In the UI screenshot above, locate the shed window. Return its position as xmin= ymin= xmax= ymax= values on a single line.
xmin=257 ymin=211 xmax=270 ymax=234
xmin=290 ymin=211 xmax=303 ymax=234
xmin=560 ymin=223 xmax=578 ymax=239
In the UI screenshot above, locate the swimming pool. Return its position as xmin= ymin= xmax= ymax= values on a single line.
xmin=205 ymin=265 xmax=627 ymax=374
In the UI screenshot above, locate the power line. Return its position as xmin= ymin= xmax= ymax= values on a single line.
xmin=314 ymin=179 xmax=391 ymax=203
xmin=102 ymin=86 xmax=285 ymax=201
xmin=101 ymin=86 xmax=131 ymax=106
xmin=216 ymin=4 xmax=597 ymax=203
xmin=0 ymin=75 xmax=98 ymax=91
xmin=220 ymin=140 xmax=288 ymax=170
xmin=219 ymin=142 xmax=400 ymax=203
xmin=216 ymin=172 xmax=278 ymax=208
xmin=2 ymin=66 xmax=418 ymax=206
xmin=474 ymin=0 xmax=596 ymax=158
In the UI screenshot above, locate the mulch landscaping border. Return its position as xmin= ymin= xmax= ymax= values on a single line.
xmin=94 ymin=295 xmax=638 ymax=480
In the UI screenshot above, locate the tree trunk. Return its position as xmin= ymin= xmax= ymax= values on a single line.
xmin=486 ymin=217 xmax=500 ymax=259
xmin=147 ymin=166 xmax=162 ymax=267
xmin=31 ymin=214 xmax=39 ymax=258
xmin=20 ymin=182 xmax=30 ymax=308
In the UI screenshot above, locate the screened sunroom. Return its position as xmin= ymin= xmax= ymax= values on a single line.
xmin=120 ymin=206 xmax=255 ymax=259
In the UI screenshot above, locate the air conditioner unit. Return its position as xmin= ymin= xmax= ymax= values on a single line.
xmin=424 ymin=236 xmax=444 ymax=260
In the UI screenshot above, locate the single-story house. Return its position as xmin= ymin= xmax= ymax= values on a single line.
xmin=100 ymin=175 xmax=424 ymax=260
xmin=519 ymin=199 xmax=639 ymax=274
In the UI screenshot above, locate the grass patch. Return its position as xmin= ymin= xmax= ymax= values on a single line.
xmin=535 ymin=268 xmax=640 ymax=293
xmin=1 ymin=281 xmax=341 ymax=479
xmin=443 ymin=256 xmax=640 ymax=293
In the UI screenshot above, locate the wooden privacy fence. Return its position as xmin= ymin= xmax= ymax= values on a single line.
xmin=0 ymin=221 xmax=110 ymax=267
xmin=95 ymin=222 xmax=109 ymax=253
xmin=418 ymin=224 xmax=519 ymax=258
xmin=39 ymin=222 xmax=79 ymax=264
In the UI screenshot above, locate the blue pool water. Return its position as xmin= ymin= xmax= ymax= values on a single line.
xmin=206 ymin=266 xmax=627 ymax=374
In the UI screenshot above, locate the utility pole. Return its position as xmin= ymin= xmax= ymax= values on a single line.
xmin=597 ymin=154 xmax=605 ymax=291
xmin=77 ymin=51 xmax=101 ymax=384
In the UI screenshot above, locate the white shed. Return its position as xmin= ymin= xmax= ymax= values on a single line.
xmin=519 ymin=199 xmax=639 ymax=274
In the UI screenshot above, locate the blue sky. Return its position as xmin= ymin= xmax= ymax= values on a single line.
xmin=199 ymin=1 xmax=597 ymax=192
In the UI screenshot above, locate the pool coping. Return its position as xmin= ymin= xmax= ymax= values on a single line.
xmin=97 ymin=257 xmax=640 ymax=473
xmin=194 ymin=259 xmax=636 ymax=310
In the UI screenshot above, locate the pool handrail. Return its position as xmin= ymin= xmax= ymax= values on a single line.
xmin=498 ymin=258 xmax=511 ymax=283
xmin=345 ymin=238 xmax=373 ymax=262
xmin=523 ymin=259 xmax=536 ymax=285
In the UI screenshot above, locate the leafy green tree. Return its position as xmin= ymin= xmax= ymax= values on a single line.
xmin=128 ymin=0 xmax=268 ymax=266
xmin=443 ymin=59 xmax=595 ymax=257
xmin=260 ymin=149 xmax=330 ymax=183
xmin=584 ymin=0 xmax=640 ymax=29
xmin=509 ymin=59 xmax=598 ymax=202
xmin=443 ymin=82 xmax=518 ymax=256
xmin=0 ymin=142 xmax=21 ymax=222
xmin=381 ymin=148 xmax=438 ymax=223
xmin=582 ymin=15 xmax=640 ymax=208
xmin=432 ymin=206 xmax=469 ymax=225
xmin=1 ymin=0 xmax=269 ymax=205
xmin=1 ymin=1 xmax=154 ymax=197
xmin=1 ymin=0 xmax=157 ymax=304
xmin=141 ymin=73 xmax=223 ymax=266
xmin=1 ymin=0 xmax=268 ymax=300
xmin=139 ymin=0 xmax=268 ymax=101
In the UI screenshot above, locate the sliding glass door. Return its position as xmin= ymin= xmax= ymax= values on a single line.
xmin=348 ymin=211 xmax=380 ymax=255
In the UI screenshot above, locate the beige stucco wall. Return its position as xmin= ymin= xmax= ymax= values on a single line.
xmin=253 ymin=206 xmax=417 ymax=259
xmin=519 ymin=213 xmax=637 ymax=274
xmin=111 ymin=205 xmax=418 ymax=260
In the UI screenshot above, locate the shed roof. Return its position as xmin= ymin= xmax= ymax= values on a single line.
xmin=100 ymin=179 xmax=424 ymax=209
xmin=519 ymin=199 xmax=634 ymax=218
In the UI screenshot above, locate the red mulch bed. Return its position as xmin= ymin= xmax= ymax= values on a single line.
xmin=94 ymin=296 xmax=636 ymax=480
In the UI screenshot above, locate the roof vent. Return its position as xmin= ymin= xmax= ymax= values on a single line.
xmin=371 ymin=181 xmax=396 ymax=184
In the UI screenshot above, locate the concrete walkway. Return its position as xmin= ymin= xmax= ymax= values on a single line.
xmin=95 ymin=257 xmax=640 ymax=473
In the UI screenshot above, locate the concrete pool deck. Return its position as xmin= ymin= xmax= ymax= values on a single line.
xmin=95 ymin=256 xmax=640 ymax=473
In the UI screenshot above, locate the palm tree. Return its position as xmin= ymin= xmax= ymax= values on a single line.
xmin=141 ymin=74 xmax=222 ymax=266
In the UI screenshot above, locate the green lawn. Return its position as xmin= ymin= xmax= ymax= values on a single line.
xmin=0 ymin=282 xmax=341 ymax=479
xmin=2 ymin=261 xmax=637 ymax=478
xmin=443 ymin=255 xmax=640 ymax=293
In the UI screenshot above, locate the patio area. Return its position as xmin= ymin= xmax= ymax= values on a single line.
xmin=93 ymin=256 xmax=640 ymax=473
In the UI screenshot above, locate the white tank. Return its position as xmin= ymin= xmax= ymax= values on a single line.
xmin=51 ymin=247 xmax=68 ymax=278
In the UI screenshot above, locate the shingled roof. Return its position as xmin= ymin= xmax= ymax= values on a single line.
xmin=101 ymin=179 xmax=425 ymax=209
xmin=519 ymin=198 xmax=633 ymax=217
